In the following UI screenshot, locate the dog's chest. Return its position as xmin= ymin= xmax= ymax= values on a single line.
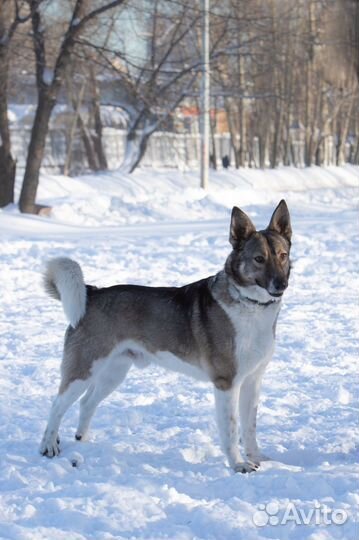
xmin=223 ymin=303 xmax=278 ymax=377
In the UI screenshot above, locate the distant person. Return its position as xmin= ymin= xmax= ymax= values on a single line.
xmin=222 ymin=155 xmax=230 ymax=169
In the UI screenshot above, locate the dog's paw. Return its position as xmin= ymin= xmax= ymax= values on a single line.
xmin=39 ymin=435 xmax=60 ymax=458
xmin=233 ymin=461 xmax=259 ymax=474
xmin=75 ymin=429 xmax=89 ymax=441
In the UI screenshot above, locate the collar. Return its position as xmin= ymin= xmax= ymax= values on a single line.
xmin=240 ymin=295 xmax=278 ymax=307
xmin=228 ymin=280 xmax=280 ymax=307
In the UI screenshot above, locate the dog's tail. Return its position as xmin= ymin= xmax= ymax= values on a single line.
xmin=44 ymin=258 xmax=87 ymax=328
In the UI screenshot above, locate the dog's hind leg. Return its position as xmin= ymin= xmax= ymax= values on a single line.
xmin=75 ymin=357 xmax=132 ymax=442
xmin=40 ymin=378 xmax=89 ymax=457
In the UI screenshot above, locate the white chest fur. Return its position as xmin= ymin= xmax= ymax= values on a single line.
xmin=219 ymin=300 xmax=280 ymax=382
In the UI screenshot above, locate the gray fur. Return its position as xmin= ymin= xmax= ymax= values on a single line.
xmin=61 ymin=277 xmax=237 ymax=392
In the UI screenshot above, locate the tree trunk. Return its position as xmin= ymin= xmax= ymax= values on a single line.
xmin=270 ymin=106 xmax=282 ymax=168
xmin=0 ymin=146 xmax=16 ymax=207
xmin=237 ymin=52 xmax=246 ymax=167
xmin=259 ymin=128 xmax=268 ymax=169
xmin=304 ymin=63 xmax=313 ymax=166
xmin=354 ymin=0 xmax=359 ymax=82
xmin=336 ymin=96 xmax=354 ymax=165
xmin=64 ymin=77 xmax=87 ymax=176
xmin=19 ymin=91 xmax=55 ymax=214
xmin=89 ymin=66 xmax=108 ymax=170
xmin=224 ymin=100 xmax=240 ymax=168
xmin=238 ymin=96 xmax=245 ymax=167
xmin=313 ymin=89 xmax=325 ymax=166
xmin=209 ymin=102 xmax=217 ymax=170
xmin=304 ymin=0 xmax=316 ymax=167
xmin=121 ymin=129 xmax=150 ymax=173
xmin=269 ymin=0 xmax=283 ymax=169
xmin=0 ymin=46 xmax=16 ymax=207
xmin=65 ymin=72 xmax=99 ymax=173
xmin=78 ymin=114 xmax=100 ymax=172
xmin=354 ymin=133 xmax=359 ymax=164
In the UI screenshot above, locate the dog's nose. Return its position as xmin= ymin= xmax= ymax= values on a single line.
xmin=273 ymin=277 xmax=287 ymax=292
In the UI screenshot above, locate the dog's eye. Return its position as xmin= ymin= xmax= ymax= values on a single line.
xmin=279 ymin=253 xmax=288 ymax=262
xmin=254 ymin=255 xmax=265 ymax=264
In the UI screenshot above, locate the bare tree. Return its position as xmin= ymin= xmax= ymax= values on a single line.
xmin=0 ymin=0 xmax=30 ymax=207
xmin=213 ymin=0 xmax=359 ymax=169
xmin=91 ymin=0 xmax=204 ymax=173
xmin=18 ymin=0 xmax=127 ymax=214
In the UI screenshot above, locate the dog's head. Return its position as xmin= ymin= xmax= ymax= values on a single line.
xmin=225 ymin=200 xmax=292 ymax=303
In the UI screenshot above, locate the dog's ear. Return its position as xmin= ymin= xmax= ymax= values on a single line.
xmin=229 ymin=206 xmax=256 ymax=248
xmin=267 ymin=200 xmax=292 ymax=243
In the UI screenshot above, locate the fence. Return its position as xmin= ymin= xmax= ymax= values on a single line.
xmin=10 ymin=127 xmax=358 ymax=174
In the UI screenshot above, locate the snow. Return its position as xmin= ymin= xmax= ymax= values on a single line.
xmin=8 ymin=104 xmax=128 ymax=129
xmin=0 ymin=165 xmax=358 ymax=539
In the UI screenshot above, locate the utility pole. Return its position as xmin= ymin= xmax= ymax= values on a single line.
xmin=200 ymin=0 xmax=210 ymax=189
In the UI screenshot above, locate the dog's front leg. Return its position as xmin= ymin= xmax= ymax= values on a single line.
xmin=239 ymin=366 xmax=268 ymax=465
xmin=214 ymin=385 xmax=258 ymax=473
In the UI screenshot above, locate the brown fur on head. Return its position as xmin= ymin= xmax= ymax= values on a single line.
xmin=225 ymin=200 xmax=292 ymax=299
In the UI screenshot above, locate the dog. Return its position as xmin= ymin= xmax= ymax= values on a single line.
xmin=40 ymin=200 xmax=292 ymax=473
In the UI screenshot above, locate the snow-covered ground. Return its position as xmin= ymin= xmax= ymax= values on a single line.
xmin=0 ymin=165 xmax=358 ymax=540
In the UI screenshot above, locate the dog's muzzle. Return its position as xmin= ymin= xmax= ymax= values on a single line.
xmin=269 ymin=277 xmax=288 ymax=297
